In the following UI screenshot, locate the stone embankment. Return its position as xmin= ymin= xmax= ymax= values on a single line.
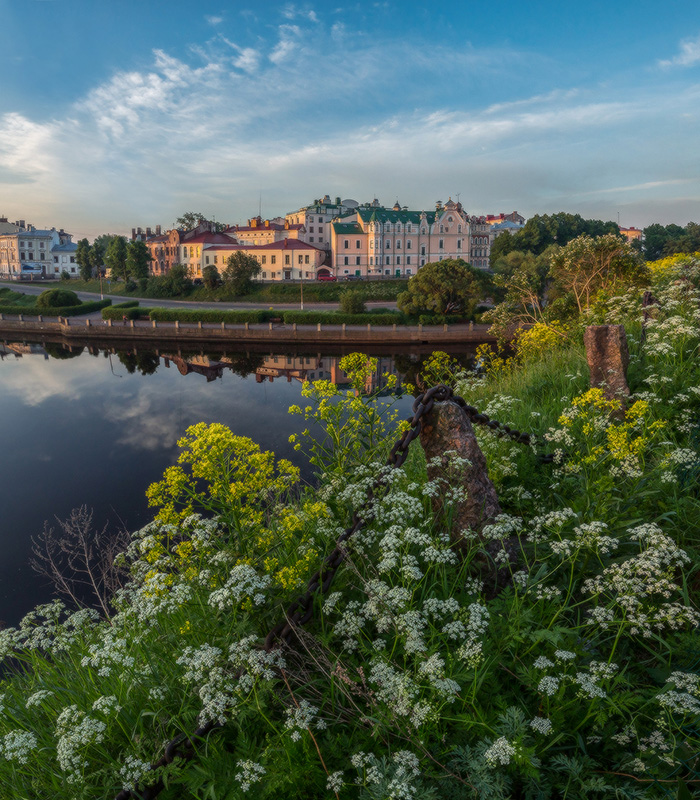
xmin=0 ymin=313 xmax=496 ymax=347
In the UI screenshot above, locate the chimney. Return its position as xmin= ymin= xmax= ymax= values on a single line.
xmin=335 ymin=196 xmax=341 ymax=205
xmin=156 ymin=225 xmax=161 ymax=235
xmin=132 ymin=228 xmax=136 ymax=240
xmin=146 ymin=227 xmax=152 ymax=237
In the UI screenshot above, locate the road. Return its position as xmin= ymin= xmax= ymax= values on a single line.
xmin=0 ymin=282 xmax=398 ymax=312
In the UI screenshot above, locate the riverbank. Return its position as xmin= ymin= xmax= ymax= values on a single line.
xmin=0 ymin=313 xmax=496 ymax=347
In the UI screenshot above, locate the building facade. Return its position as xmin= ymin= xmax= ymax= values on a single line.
xmin=203 ymin=239 xmax=325 ymax=281
xmin=285 ymin=195 xmax=359 ymax=256
xmin=0 ymin=226 xmax=74 ymax=280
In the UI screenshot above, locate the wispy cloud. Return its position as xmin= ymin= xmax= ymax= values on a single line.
xmin=205 ymin=14 xmax=223 ymax=26
xmin=659 ymin=32 xmax=700 ymax=68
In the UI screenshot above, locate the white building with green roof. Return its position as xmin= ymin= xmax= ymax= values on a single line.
xmin=331 ymin=197 xmax=483 ymax=278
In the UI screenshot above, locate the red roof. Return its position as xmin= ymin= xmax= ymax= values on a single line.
xmin=181 ymin=232 xmax=236 ymax=245
xmin=205 ymin=238 xmax=323 ymax=252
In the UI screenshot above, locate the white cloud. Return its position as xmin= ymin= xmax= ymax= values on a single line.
xmin=206 ymin=14 xmax=223 ymax=26
xmin=269 ymin=24 xmax=303 ymax=64
xmin=659 ymin=32 xmax=700 ymax=68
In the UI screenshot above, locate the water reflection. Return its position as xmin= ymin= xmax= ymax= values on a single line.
xmin=0 ymin=340 xmax=473 ymax=625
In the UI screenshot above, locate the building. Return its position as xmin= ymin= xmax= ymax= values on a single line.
xmin=202 ymin=238 xmax=326 ymax=281
xmin=224 ymin=216 xmax=304 ymax=247
xmin=179 ymin=232 xmax=241 ymax=277
xmin=619 ymin=226 xmax=643 ymax=243
xmin=330 ymin=198 xmax=478 ymax=278
xmin=285 ymin=196 xmax=360 ymax=257
xmin=131 ymin=225 xmax=163 ymax=241
xmin=485 ymin=211 xmax=525 ymax=227
xmin=0 ymin=226 xmax=74 ymax=280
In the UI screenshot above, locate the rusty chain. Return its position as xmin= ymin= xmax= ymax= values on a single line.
xmin=113 ymin=384 xmax=552 ymax=800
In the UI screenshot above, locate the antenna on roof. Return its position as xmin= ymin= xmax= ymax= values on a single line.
xmin=259 ymin=192 xmax=262 ymax=219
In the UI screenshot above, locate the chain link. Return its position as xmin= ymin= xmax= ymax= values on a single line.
xmin=112 ymin=384 xmax=551 ymax=800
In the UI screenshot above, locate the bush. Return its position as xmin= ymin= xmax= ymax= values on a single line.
xmin=0 ymin=299 xmax=111 ymax=317
xmin=148 ymin=307 xmax=274 ymax=324
xmin=60 ymin=270 xmax=71 ymax=281
xmin=36 ymin=289 xmax=81 ymax=308
xmin=112 ymin=300 xmax=140 ymax=309
xmin=102 ymin=305 xmax=152 ymax=321
xmin=282 ymin=310 xmax=403 ymax=325
xmin=338 ymin=290 xmax=366 ymax=314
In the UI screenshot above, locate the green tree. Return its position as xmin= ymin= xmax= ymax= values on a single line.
xmin=126 ymin=240 xmax=151 ymax=283
xmin=105 ymin=236 xmax=128 ymax=280
xmin=490 ymin=213 xmax=620 ymax=265
xmin=88 ymin=243 xmax=105 ymax=279
xmin=75 ymin=238 xmax=91 ymax=281
xmin=549 ymin=234 xmax=648 ymax=315
xmin=175 ymin=212 xmax=206 ymax=230
xmin=202 ymin=264 xmax=221 ymax=289
xmin=222 ymin=251 xmax=261 ymax=295
xmin=642 ymin=223 xmax=683 ymax=260
xmin=397 ymin=259 xmax=482 ymax=317
xmin=339 ymin=290 xmax=366 ymax=314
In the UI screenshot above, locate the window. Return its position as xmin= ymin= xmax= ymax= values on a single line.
xmin=344 ymin=239 xmax=349 ymax=249
xmin=285 ymin=254 xmax=290 ymax=265
xmin=369 ymin=239 xmax=374 ymax=249
xmin=309 ymin=226 xmax=314 ymax=232
xmin=309 ymin=237 xmax=314 ymax=242
xmin=344 ymin=256 xmax=348 ymax=265
xmin=262 ymin=255 xmax=266 ymax=264
xmin=385 ymin=269 xmax=390 ymax=275
xmin=406 ymin=269 xmax=411 ymax=275
xmin=421 ymin=228 xmax=426 ymax=235
xmin=406 ymin=239 xmax=411 ymax=249
xmin=28 ymin=252 xmax=34 ymax=259
xmin=344 ymin=269 xmax=349 ymax=274
xmin=406 ymin=256 xmax=411 ymax=265
xmin=369 ymin=257 xmax=373 ymax=265
xmin=448 ymin=216 xmax=453 ymax=223
xmin=53 ymin=256 xmax=58 ymax=263
xmin=406 ymin=224 xmax=412 ymax=233
xmin=355 ymin=239 xmax=360 ymax=248
xmin=214 ymin=255 xmax=218 ymax=263
xmin=385 ymin=240 xmax=390 ymax=249
xmin=20 ymin=252 xmax=25 ymax=259
xmin=356 ymin=256 xmax=360 ymax=265
xmin=458 ymin=224 xmax=462 ymax=233
xmin=205 ymin=255 xmax=209 ymax=264
xmin=440 ymin=225 xmax=444 ymax=233
xmin=298 ymin=255 xmax=303 ymax=264
xmin=304 ymin=255 xmax=309 ymax=264
xmin=385 ymin=256 xmax=390 ymax=265
xmin=39 ymin=242 xmax=45 ymax=249
xmin=262 ymin=271 xmax=267 ymax=278
xmin=439 ymin=239 xmax=444 ymax=249
xmin=396 ymin=256 xmax=401 ymax=265
xmin=62 ymin=255 xmax=67 ymax=263
xmin=457 ymin=239 xmax=462 ymax=250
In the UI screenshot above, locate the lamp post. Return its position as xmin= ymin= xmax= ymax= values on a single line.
xmin=300 ymin=260 xmax=304 ymax=311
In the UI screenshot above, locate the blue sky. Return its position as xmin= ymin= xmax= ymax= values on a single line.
xmin=1 ymin=0 xmax=700 ymax=239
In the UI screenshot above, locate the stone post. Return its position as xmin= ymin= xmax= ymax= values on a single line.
xmin=583 ymin=325 xmax=630 ymax=401
xmin=419 ymin=400 xmax=501 ymax=544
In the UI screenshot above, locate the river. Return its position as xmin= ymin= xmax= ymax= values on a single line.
xmin=0 ymin=339 xmax=475 ymax=626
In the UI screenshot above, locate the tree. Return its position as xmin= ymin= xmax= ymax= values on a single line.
xmin=89 ymin=243 xmax=105 ymax=278
xmin=222 ymin=251 xmax=261 ymax=295
xmin=202 ymin=264 xmax=221 ymax=289
xmin=126 ymin=240 xmax=151 ymax=283
xmin=339 ymin=290 xmax=366 ymax=314
xmin=549 ymin=234 xmax=648 ymax=315
xmin=175 ymin=212 xmax=207 ymax=230
xmin=489 ymin=213 xmax=620 ymax=265
xmin=397 ymin=259 xmax=482 ymax=317
xmin=93 ymin=233 xmax=123 ymax=254
xmin=75 ymin=238 xmax=92 ymax=281
xmin=105 ymin=236 xmax=128 ymax=280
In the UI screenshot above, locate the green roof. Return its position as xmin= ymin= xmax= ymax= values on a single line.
xmin=332 ymin=223 xmax=363 ymax=234
xmin=356 ymin=207 xmax=436 ymax=225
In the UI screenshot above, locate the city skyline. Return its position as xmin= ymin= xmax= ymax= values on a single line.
xmin=2 ymin=0 xmax=700 ymax=240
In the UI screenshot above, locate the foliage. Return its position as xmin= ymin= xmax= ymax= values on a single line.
xmin=202 ymin=264 xmax=221 ymax=289
xmin=101 ymin=305 xmax=152 ymax=321
xmin=489 ymin=212 xmax=620 ymax=264
xmin=281 ymin=309 xmax=402 ymax=326
xmin=89 ymin=242 xmax=105 ymax=279
xmin=125 ymin=241 xmax=150 ymax=283
xmin=76 ymin=238 xmax=92 ymax=281
xmin=0 ymin=275 xmax=699 ymax=799
xmin=147 ymin=307 xmax=272 ymax=324
xmin=60 ymin=270 xmax=71 ymax=281
xmin=548 ymin=234 xmax=648 ymax=315
xmin=397 ymin=259 xmax=484 ymax=317
xmin=146 ymin=264 xmax=193 ymax=298
xmin=338 ymin=290 xmax=367 ymax=315
xmin=222 ymin=251 xmax=262 ymax=295
xmin=105 ymin=237 xmax=128 ymax=281
xmin=642 ymin=222 xmax=700 ymax=261
xmin=36 ymin=289 xmax=81 ymax=308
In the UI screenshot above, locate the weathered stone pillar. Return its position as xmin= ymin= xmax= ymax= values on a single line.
xmin=419 ymin=400 xmax=501 ymax=544
xmin=583 ymin=325 xmax=630 ymax=400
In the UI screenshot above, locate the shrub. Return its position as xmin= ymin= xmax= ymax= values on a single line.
xmin=338 ymin=290 xmax=366 ymax=314
xmin=282 ymin=310 xmax=403 ymax=325
xmin=148 ymin=307 xmax=274 ymax=324
xmin=37 ymin=289 xmax=80 ymax=308
xmin=60 ymin=270 xmax=71 ymax=281
xmin=102 ymin=305 xmax=152 ymax=321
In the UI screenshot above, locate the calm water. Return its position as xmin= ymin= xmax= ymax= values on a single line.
xmin=0 ymin=340 xmax=467 ymax=625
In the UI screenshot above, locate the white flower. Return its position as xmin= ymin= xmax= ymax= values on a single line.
xmin=538 ymin=676 xmax=560 ymax=696
xmin=0 ymin=730 xmax=38 ymax=765
xmin=235 ymin=760 xmax=265 ymax=792
xmin=25 ymin=689 xmax=54 ymax=708
xmin=119 ymin=755 xmax=151 ymax=791
xmin=529 ymin=717 xmax=553 ymax=735
xmin=484 ymin=736 xmax=516 ymax=767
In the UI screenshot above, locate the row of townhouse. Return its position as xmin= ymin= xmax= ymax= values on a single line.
xmin=137 ymin=197 xmax=525 ymax=283
xmin=0 ymin=217 xmax=77 ymax=280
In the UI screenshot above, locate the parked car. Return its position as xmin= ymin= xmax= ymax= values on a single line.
xmin=317 ymin=274 xmax=337 ymax=281
xmin=342 ymin=275 xmax=364 ymax=281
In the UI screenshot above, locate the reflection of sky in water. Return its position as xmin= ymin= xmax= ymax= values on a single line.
xmin=0 ymin=345 xmax=416 ymax=626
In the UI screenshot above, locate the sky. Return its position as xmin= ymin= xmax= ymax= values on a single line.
xmin=1 ymin=0 xmax=700 ymax=240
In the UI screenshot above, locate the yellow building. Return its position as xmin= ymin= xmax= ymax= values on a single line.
xmin=203 ymin=239 xmax=326 ymax=281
